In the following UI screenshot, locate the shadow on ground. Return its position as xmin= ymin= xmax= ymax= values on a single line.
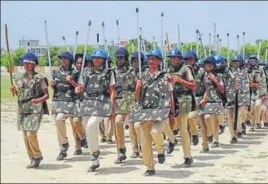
xmin=194 ymin=155 xmax=224 ymax=161
xmin=155 ymin=169 xmax=194 ymax=179
xmin=95 ymin=166 xmax=138 ymax=175
xmin=38 ymin=163 xmax=72 ymax=170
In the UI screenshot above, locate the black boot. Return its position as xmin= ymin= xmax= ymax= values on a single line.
xmin=56 ymin=152 xmax=67 ymax=161
xmin=201 ymin=147 xmax=209 ymax=153
xmin=192 ymin=135 xmax=199 ymax=146
xmin=245 ymin=120 xmax=251 ymax=126
xmin=79 ymin=138 xmax=87 ymax=148
xmin=73 ymin=149 xmax=82 ymax=155
xmin=114 ymin=148 xmax=127 ymax=164
xmin=237 ymin=132 xmax=243 ymax=138
xmin=242 ymin=122 xmax=247 ymax=135
xmin=166 ymin=141 xmax=175 ymax=154
xmin=230 ymin=137 xmax=238 ymax=144
xmin=173 ymin=129 xmax=179 ymax=136
xmin=264 ymin=122 xmax=268 ymax=127
xmin=207 ymin=135 xmax=213 ymax=143
xmin=144 ymin=169 xmax=155 ymax=176
xmin=256 ymin=123 xmax=262 ymax=129
xmin=107 ymin=139 xmax=113 ymax=144
xmin=219 ymin=125 xmax=225 ymax=134
xmin=157 ymin=152 xmax=165 ymax=164
xmin=183 ymin=157 xmax=193 ymax=167
xmin=100 ymin=137 xmax=107 ymax=143
xmin=62 ymin=142 xmax=70 ymax=152
xmin=88 ymin=151 xmax=100 ymax=172
xmin=26 ymin=156 xmax=43 ymax=169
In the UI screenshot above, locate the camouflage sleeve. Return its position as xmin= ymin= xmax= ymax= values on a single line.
xmin=72 ymin=70 xmax=80 ymax=82
xmin=217 ymin=74 xmax=224 ymax=86
xmin=186 ymin=67 xmax=194 ymax=81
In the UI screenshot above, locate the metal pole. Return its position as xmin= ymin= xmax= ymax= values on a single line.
xmin=227 ymin=33 xmax=230 ymax=66
xmin=265 ymin=48 xmax=268 ymax=64
xmin=237 ymin=35 xmax=240 ymax=54
xmin=136 ymin=8 xmax=142 ymax=79
xmin=62 ymin=36 xmax=70 ymax=52
xmin=153 ymin=36 xmax=156 ymax=49
xmin=116 ymin=20 xmax=120 ymax=47
xmin=161 ymin=12 xmax=164 ymax=70
xmin=178 ymin=25 xmax=181 ymax=50
xmin=216 ymin=34 xmax=219 ymax=54
xmin=219 ymin=39 xmax=222 ymax=54
xmin=44 ymin=20 xmax=52 ymax=78
xmin=257 ymin=39 xmax=262 ymax=60
xmin=209 ymin=33 xmax=211 ymax=56
xmin=73 ymin=31 xmax=79 ymax=58
xmin=131 ymin=40 xmax=134 ymax=53
xmin=181 ymin=42 xmax=184 ymax=55
xmin=196 ymin=29 xmax=199 ymax=56
xmin=78 ymin=21 xmax=91 ymax=84
xmin=242 ymin=32 xmax=245 ymax=59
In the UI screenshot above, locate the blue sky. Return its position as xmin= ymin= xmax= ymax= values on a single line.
xmin=1 ymin=1 xmax=268 ymax=50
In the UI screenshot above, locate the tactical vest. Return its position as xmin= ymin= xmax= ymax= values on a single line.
xmin=83 ymin=68 xmax=112 ymax=100
xmin=52 ymin=68 xmax=77 ymax=102
xmin=140 ymin=71 xmax=170 ymax=109
xmin=15 ymin=72 xmax=47 ymax=114
xmin=114 ymin=67 xmax=136 ymax=98
xmin=249 ymin=66 xmax=263 ymax=97
xmin=195 ymin=68 xmax=205 ymax=97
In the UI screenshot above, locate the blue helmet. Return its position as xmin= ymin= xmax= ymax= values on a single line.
xmin=115 ymin=47 xmax=129 ymax=57
xmin=22 ymin=52 xmax=39 ymax=65
xmin=243 ymin=59 xmax=251 ymax=65
xmin=214 ymin=54 xmax=225 ymax=66
xmin=86 ymin=55 xmax=92 ymax=63
xmin=249 ymin=54 xmax=258 ymax=60
xmin=231 ymin=54 xmax=243 ymax=62
xmin=146 ymin=49 xmax=162 ymax=59
xmin=58 ymin=51 xmax=74 ymax=63
xmin=196 ymin=59 xmax=204 ymax=65
xmin=167 ymin=49 xmax=182 ymax=58
xmin=131 ymin=51 xmax=145 ymax=61
xmin=183 ymin=51 xmax=198 ymax=60
xmin=258 ymin=60 xmax=265 ymax=66
xmin=204 ymin=56 xmax=216 ymax=65
xmin=91 ymin=49 xmax=107 ymax=59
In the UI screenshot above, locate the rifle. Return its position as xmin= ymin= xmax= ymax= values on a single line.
xmin=4 ymin=24 xmax=14 ymax=96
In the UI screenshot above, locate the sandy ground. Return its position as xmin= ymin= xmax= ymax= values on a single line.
xmin=1 ymin=102 xmax=268 ymax=183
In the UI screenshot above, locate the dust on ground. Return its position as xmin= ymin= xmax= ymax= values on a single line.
xmin=1 ymin=102 xmax=268 ymax=183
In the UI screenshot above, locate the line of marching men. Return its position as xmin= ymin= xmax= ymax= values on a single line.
xmin=10 ymin=47 xmax=268 ymax=176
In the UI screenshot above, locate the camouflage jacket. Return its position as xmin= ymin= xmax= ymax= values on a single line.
xmin=14 ymin=71 xmax=49 ymax=131
xmin=249 ymin=65 xmax=267 ymax=99
xmin=199 ymin=72 xmax=224 ymax=115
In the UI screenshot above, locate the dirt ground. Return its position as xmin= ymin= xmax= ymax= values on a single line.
xmin=1 ymin=102 xmax=268 ymax=183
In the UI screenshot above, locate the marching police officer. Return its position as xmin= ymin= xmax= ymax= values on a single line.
xmin=75 ymin=49 xmax=116 ymax=172
xmin=129 ymin=49 xmax=175 ymax=176
xmin=11 ymin=52 xmax=49 ymax=168
xmin=198 ymin=56 xmax=225 ymax=152
xmin=49 ymin=51 xmax=80 ymax=161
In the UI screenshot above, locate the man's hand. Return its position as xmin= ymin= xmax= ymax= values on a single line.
xmin=66 ymin=75 xmax=72 ymax=82
xmin=31 ymin=98 xmax=41 ymax=104
xmin=49 ymin=80 xmax=56 ymax=87
xmin=172 ymin=76 xmax=183 ymax=84
xmin=200 ymin=98 xmax=207 ymax=105
xmin=136 ymin=80 xmax=143 ymax=88
xmin=249 ymin=81 xmax=259 ymax=88
xmin=207 ymin=73 xmax=217 ymax=82
xmin=10 ymin=86 xmax=16 ymax=94
xmin=75 ymin=85 xmax=83 ymax=94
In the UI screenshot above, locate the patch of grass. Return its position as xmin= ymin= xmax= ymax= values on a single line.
xmin=1 ymin=75 xmax=14 ymax=103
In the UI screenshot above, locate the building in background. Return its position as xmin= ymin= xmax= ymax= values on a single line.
xmin=19 ymin=39 xmax=47 ymax=60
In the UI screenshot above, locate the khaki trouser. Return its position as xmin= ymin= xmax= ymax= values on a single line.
xmin=251 ymin=99 xmax=262 ymax=126
xmin=99 ymin=118 xmax=114 ymax=140
xmin=135 ymin=120 xmax=168 ymax=170
xmin=226 ymin=106 xmax=248 ymax=137
xmin=174 ymin=114 xmax=191 ymax=158
xmin=199 ymin=114 xmax=218 ymax=148
xmin=260 ymin=105 xmax=268 ymax=123
xmin=83 ymin=116 xmax=105 ymax=154
xmin=23 ymin=131 xmax=42 ymax=159
xmin=55 ymin=113 xmax=69 ymax=152
xmin=69 ymin=117 xmax=86 ymax=150
xmin=129 ymin=122 xmax=141 ymax=153
xmin=217 ymin=113 xmax=225 ymax=126
xmin=114 ymin=114 xmax=127 ymax=151
xmin=188 ymin=111 xmax=199 ymax=136
xmin=162 ymin=120 xmax=175 ymax=143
